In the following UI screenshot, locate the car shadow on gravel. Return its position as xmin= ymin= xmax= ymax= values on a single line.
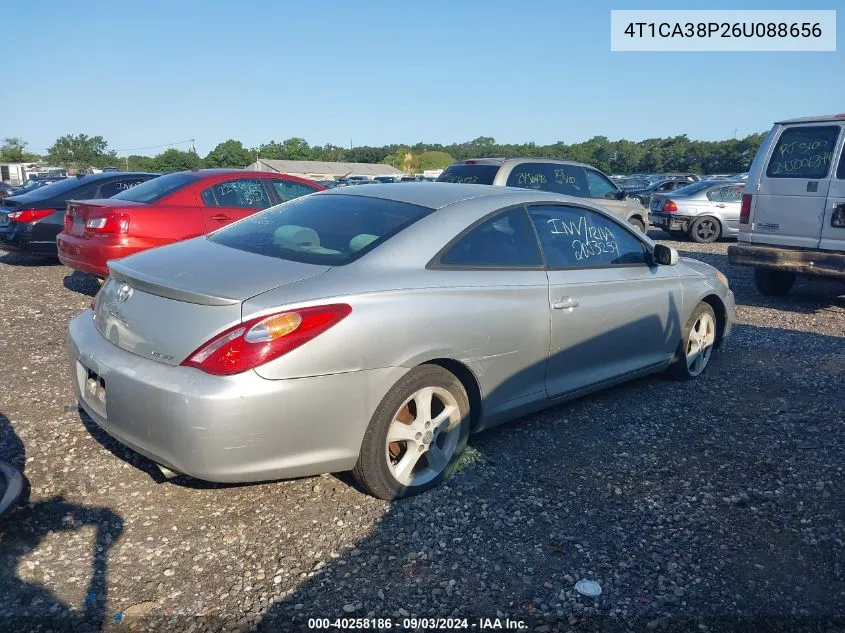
xmin=63 ymin=270 xmax=100 ymax=298
xmin=252 ymin=320 xmax=845 ymax=633
xmin=0 ymin=413 xmax=124 ymax=632
xmin=0 ymin=251 xmax=61 ymax=267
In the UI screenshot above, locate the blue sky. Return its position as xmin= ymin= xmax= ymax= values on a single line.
xmin=5 ymin=0 xmax=843 ymax=156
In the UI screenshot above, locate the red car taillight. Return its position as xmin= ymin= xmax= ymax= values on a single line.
xmin=86 ymin=211 xmax=130 ymax=234
xmin=740 ymin=194 xmax=752 ymax=224
xmin=181 ymin=304 xmax=352 ymax=376
xmin=663 ymin=200 xmax=678 ymax=213
xmin=7 ymin=208 xmax=54 ymax=223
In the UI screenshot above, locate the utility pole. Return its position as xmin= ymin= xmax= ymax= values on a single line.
xmin=125 ymin=155 xmax=129 ymax=171
xmin=190 ymin=139 xmax=196 ymax=154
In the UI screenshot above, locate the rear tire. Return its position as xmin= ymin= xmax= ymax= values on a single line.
xmin=627 ymin=217 xmax=646 ymax=233
xmin=754 ymin=268 xmax=795 ymax=296
xmin=666 ymin=302 xmax=718 ymax=380
xmin=352 ymin=365 xmax=471 ymax=500
xmin=688 ymin=216 xmax=721 ymax=243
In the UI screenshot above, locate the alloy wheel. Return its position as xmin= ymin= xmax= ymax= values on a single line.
xmin=685 ymin=311 xmax=716 ymax=376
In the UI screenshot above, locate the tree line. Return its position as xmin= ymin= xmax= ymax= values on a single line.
xmin=1 ymin=131 xmax=768 ymax=176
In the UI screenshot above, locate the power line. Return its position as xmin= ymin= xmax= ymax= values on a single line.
xmin=111 ymin=139 xmax=196 ymax=154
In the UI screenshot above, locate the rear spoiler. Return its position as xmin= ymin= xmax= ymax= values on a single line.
xmin=108 ymin=261 xmax=241 ymax=307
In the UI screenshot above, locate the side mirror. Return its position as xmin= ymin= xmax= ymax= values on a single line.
xmin=614 ymin=190 xmax=627 ymax=200
xmin=653 ymin=243 xmax=679 ymax=266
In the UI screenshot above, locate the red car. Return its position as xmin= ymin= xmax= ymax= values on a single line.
xmin=57 ymin=169 xmax=324 ymax=279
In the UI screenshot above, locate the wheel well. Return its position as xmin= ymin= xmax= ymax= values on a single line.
xmin=628 ymin=213 xmax=645 ymax=224
xmin=701 ymin=294 xmax=728 ymax=348
xmin=424 ymin=359 xmax=482 ymax=429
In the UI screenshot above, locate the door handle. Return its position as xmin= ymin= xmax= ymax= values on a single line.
xmin=715 ymin=203 xmax=725 ymax=208
xmin=210 ymin=214 xmax=231 ymax=221
xmin=553 ymin=297 xmax=580 ymax=310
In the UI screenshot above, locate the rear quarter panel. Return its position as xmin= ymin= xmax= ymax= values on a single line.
xmin=126 ymin=205 xmax=206 ymax=243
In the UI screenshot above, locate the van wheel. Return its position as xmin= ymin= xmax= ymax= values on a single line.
xmin=352 ymin=365 xmax=470 ymax=500
xmin=754 ymin=268 xmax=795 ymax=296
xmin=689 ymin=216 xmax=721 ymax=243
xmin=627 ymin=217 xmax=645 ymax=233
xmin=666 ymin=302 xmax=718 ymax=380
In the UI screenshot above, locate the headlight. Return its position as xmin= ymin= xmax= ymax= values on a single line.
xmin=716 ymin=270 xmax=729 ymax=288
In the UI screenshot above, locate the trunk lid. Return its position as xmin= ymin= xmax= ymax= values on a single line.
xmin=65 ymin=199 xmax=148 ymax=237
xmin=95 ymin=238 xmax=330 ymax=364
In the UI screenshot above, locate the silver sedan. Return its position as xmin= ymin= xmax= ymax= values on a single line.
xmin=68 ymin=183 xmax=735 ymax=499
xmin=648 ymin=180 xmax=745 ymax=243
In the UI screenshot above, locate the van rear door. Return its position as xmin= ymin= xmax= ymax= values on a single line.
xmin=751 ymin=122 xmax=843 ymax=248
xmin=820 ymin=144 xmax=845 ymax=252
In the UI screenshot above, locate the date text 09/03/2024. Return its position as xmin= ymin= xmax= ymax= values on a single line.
xmin=307 ymin=617 xmax=528 ymax=630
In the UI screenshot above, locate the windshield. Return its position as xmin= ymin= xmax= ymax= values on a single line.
xmin=436 ymin=164 xmax=500 ymax=184
xmin=208 ymin=193 xmax=435 ymax=266
xmin=111 ymin=173 xmax=192 ymax=203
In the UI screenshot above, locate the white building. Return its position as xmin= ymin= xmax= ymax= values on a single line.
xmin=248 ymin=159 xmax=404 ymax=181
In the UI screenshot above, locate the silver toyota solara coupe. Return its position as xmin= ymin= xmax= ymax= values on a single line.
xmin=68 ymin=183 xmax=735 ymax=499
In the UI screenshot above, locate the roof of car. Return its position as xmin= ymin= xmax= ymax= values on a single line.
xmin=322 ymin=181 xmax=535 ymax=209
xmin=452 ymin=157 xmax=593 ymax=169
xmin=776 ymin=114 xmax=845 ymax=124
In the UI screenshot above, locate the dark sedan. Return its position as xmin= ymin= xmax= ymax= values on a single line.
xmin=0 ymin=172 xmax=158 ymax=257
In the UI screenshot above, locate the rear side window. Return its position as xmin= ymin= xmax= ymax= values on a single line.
xmin=506 ymin=163 xmax=589 ymax=197
xmin=436 ymin=164 xmax=499 ymax=184
xmin=98 ymin=178 xmax=148 ymax=198
xmin=201 ymin=178 xmax=271 ymax=209
xmin=708 ymin=186 xmax=743 ymax=202
xmin=838 ymin=152 xmax=845 ymax=180
xmin=766 ymin=125 xmax=841 ymax=179
xmin=439 ymin=208 xmax=542 ymax=268
xmin=208 ymin=193 xmax=434 ymax=265
xmin=270 ymin=179 xmax=320 ymax=202
xmin=112 ymin=173 xmax=194 ymax=203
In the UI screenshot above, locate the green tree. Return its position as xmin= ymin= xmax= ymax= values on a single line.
xmin=124 ymin=155 xmax=157 ymax=172
xmin=0 ymin=137 xmax=40 ymax=163
xmin=150 ymin=148 xmax=202 ymax=173
xmin=417 ymin=151 xmax=455 ymax=172
xmin=203 ymin=139 xmax=255 ymax=168
xmin=46 ymin=134 xmax=116 ymax=168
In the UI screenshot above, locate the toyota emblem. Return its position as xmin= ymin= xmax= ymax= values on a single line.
xmin=116 ymin=283 xmax=133 ymax=303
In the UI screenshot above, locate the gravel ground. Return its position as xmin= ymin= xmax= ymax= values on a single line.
xmin=0 ymin=233 xmax=843 ymax=633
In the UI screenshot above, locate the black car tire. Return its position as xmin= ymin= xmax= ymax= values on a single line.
xmin=688 ymin=216 xmax=721 ymax=243
xmin=754 ymin=268 xmax=796 ymax=296
xmin=666 ymin=302 xmax=718 ymax=381
xmin=353 ymin=365 xmax=470 ymax=500
xmin=627 ymin=217 xmax=646 ymax=233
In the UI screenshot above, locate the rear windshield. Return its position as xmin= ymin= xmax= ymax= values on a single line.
xmin=111 ymin=173 xmax=192 ymax=203
xmin=436 ymin=164 xmax=499 ymax=184
xmin=766 ymin=125 xmax=841 ymax=179
xmin=208 ymin=193 xmax=435 ymax=265
xmin=15 ymin=176 xmax=94 ymax=198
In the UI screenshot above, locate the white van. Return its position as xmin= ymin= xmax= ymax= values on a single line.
xmin=727 ymin=114 xmax=845 ymax=295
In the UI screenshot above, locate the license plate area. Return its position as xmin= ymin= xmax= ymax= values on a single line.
xmin=0 ymin=214 xmax=8 ymax=227
xmin=77 ymin=361 xmax=107 ymax=416
xmin=71 ymin=215 xmax=86 ymax=235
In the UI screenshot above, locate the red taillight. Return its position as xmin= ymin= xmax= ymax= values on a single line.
xmin=663 ymin=200 xmax=678 ymax=213
xmin=181 ymin=304 xmax=352 ymax=376
xmin=7 ymin=208 xmax=54 ymax=223
xmin=740 ymin=194 xmax=752 ymax=224
xmin=86 ymin=211 xmax=130 ymax=234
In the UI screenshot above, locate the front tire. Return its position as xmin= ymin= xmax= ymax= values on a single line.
xmin=688 ymin=216 xmax=721 ymax=243
xmin=754 ymin=268 xmax=795 ymax=296
xmin=352 ymin=365 xmax=471 ymax=500
xmin=666 ymin=302 xmax=718 ymax=380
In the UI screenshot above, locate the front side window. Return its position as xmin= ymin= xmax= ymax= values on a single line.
xmin=585 ymin=169 xmax=619 ymax=199
xmin=201 ymin=178 xmax=271 ymax=209
xmin=208 ymin=193 xmax=434 ymax=265
xmin=766 ymin=125 xmax=841 ymax=179
xmin=527 ymin=205 xmax=648 ymax=268
xmin=439 ymin=207 xmax=543 ymax=268
xmin=271 ymin=179 xmax=320 ymax=203
xmin=506 ymin=163 xmax=589 ymax=197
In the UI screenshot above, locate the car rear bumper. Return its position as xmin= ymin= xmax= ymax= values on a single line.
xmin=68 ymin=311 xmax=407 ymax=483
xmin=0 ymin=222 xmax=57 ymax=255
xmin=57 ymin=234 xmax=144 ymax=278
xmin=727 ymin=243 xmax=845 ymax=280
xmin=648 ymin=213 xmax=692 ymax=233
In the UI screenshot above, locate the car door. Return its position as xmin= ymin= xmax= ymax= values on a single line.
xmin=199 ymin=177 xmax=275 ymax=231
xmin=752 ymin=123 xmax=843 ymax=248
xmin=527 ymin=204 xmax=683 ymax=399
xmin=820 ymin=143 xmax=845 ymax=252
xmin=432 ymin=206 xmax=551 ymax=426
xmin=584 ymin=167 xmax=627 ymax=219
xmin=708 ymin=184 xmax=744 ymax=233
